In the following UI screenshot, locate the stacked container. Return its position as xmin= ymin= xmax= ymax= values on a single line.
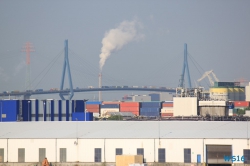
xmin=120 ymin=102 xmax=140 ymax=116
xmin=140 ymin=102 xmax=161 ymax=117
xmin=0 ymin=100 xmax=19 ymax=122
xmin=100 ymin=101 xmax=119 ymax=117
xmin=86 ymin=101 xmax=101 ymax=117
xmin=161 ymin=101 xmax=173 ymax=117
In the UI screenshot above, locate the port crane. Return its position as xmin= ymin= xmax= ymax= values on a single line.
xmin=197 ymin=70 xmax=219 ymax=86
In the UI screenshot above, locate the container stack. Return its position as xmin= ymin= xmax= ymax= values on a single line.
xmin=86 ymin=101 xmax=101 ymax=117
xmin=120 ymin=102 xmax=140 ymax=116
xmin=140 ymin=102 xmax=161 ymax=117
xmin=100 ymin=101 xmax=120 ymax=117
xmin=161 ymin=101 xmax=173 ymax=117
xmin=233 ymin=101 xmax=250 ymax=116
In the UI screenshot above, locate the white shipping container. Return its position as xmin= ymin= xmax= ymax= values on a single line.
xmin=199 ymin=101 xmax=227 ymax=106
xmin=100 ymin=108 xmax=119 ymax=117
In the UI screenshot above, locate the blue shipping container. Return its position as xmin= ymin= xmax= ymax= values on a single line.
xmin=72 ymin=112 xmax=93 ymax=121
xmin=22 ymin=100 xmax=32 ymax=121
xmin=100 ymin=104 xmax=119 ymax=108
xmin=140 ymin=102 xmax=162 ymax=108
xmin=86 ymin=101 xmax=102 ymax=105
xmin=140 ymin=108 xmax=160 ymax=113
xmin=149 ymin=94 xmax=160 ymax=101
xmin=72 ymin=100 xmax=85 ymax=112
xmin=140 ymin=112 xmax=159 ymax=117
xmin=1 ymin=100 xmax=19 ymax=122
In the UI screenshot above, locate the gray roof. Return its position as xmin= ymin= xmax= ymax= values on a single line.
xmin=0 ymin=121 xmax=249 ymax=139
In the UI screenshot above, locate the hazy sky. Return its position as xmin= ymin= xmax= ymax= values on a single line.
xmin=0 ymin=0 xmax=250 ymax=100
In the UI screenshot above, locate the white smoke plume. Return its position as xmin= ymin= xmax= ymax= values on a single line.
xmin=99 ymin=20 xmax=144 ymax=71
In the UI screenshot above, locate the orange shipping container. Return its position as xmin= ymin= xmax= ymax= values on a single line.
xmin=86 ymin=104 xmax=100 ymax=109
xmin=120 ymin=102 xmax=140 ymax=107
xmin=162 ymin=103 xmax=173 ymax=107
xmin=120 ymin=107 xmax=139 ymax=112
xmin=161 ymin=113 xmax=173 ymax=117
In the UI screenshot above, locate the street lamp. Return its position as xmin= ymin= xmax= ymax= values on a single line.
xmin=28 ymin=101 xmax=30 ymax=121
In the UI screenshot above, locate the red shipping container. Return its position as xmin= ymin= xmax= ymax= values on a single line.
xmin=120 ymin=107 xmax=139 ymax=112
xmin=86 ymin=108 xmax=99 ymax=113
xmin=86 ymin=104 xmax=99 ymax=109
xmin=161 ymin=113 xmax=173 ymax=117
xmin=234 ymin=101 xmax=250 ymax=107
xmin=162 ymin=103 xmax=173 ymax=107
xmin=120 ymin=102 xmax=140 ymax=107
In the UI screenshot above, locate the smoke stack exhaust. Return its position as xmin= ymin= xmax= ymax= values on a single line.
xmin=99 ymin=73 xmax=102 ymax=101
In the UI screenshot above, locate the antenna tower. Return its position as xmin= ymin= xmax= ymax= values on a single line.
xmin=22 ymin=42 xmax=35 ymax=90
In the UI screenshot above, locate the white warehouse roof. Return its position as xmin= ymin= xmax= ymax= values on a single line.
xmin=0 ymin=121 xmax=249 ymax=139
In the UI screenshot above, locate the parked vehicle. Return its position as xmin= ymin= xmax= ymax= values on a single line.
xmin=35 ymin=89 xmax=43 ymax=92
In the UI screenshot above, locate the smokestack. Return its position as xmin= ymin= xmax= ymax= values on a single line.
xmin=99 ymin=73 xmax=102 ymax=101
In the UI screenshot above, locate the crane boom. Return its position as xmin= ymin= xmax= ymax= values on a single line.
xmin=197 ymin=70 xmax=219 ymax=86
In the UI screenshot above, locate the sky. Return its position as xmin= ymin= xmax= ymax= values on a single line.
xmin=0 ymin=0 xmax=250 ymax=101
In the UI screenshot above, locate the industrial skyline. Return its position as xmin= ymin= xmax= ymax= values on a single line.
xmin=0 ymin=0 xmax=250 ymax=100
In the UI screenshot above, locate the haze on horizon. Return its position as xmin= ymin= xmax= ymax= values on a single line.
xmin=0 ymin=0 xmax=250 ymax=100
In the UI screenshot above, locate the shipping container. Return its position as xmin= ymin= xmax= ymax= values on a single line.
xmin=21 ymin=100 xmax=32 ymax=121
xmin=161 ymin=108 xmax=173 ymax=113
xmin=102 ymin=101 xmax=120 ymax=105
xmin=100 ymin=108 xmax=119 ymax=117
xmin=71 ymin=100 xmax=85 ymax=113
xmin=86 ymin=104 xmax=100 ymax=109
xmin=72 ymin=112 xmax=93 ymax=121
xmin=86 ymin=101 xmax=102 ymax=105
xmin=149 ymin=93 xmax=160 ymax=101
xmin=234 ymin=101 xmax=250 ymax=107
xmin=140 ymin=108 xmax=160 ymax=117
xmin=0 ymin=100 xmax=19 ymax=122
xmin=162 ymin=103 xmax=173 ymax=107
xmin=140 ymin=102 xmax=162 ymax=108
xmin=161 ymin=113 xmax=173 ymax=117
xmin=120 ymin=102 xmax=139 ymax=107
xmin=120 ymin=107 xmax=139 ymax=112
xmin=100 ymin=104 xmax=119 ymax=108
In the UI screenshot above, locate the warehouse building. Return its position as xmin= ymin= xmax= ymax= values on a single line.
xmin=0 ymin=121 xmax=249 ymax=166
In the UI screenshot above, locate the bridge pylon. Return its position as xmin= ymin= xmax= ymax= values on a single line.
xmin=59 ymin=40 xmax=74 ymax=100
xmin=179 ymin=43 xmax=192 ymax=89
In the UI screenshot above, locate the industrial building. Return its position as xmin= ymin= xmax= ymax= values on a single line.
xmin=0 ymin=121 xmax=249 ymax=166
